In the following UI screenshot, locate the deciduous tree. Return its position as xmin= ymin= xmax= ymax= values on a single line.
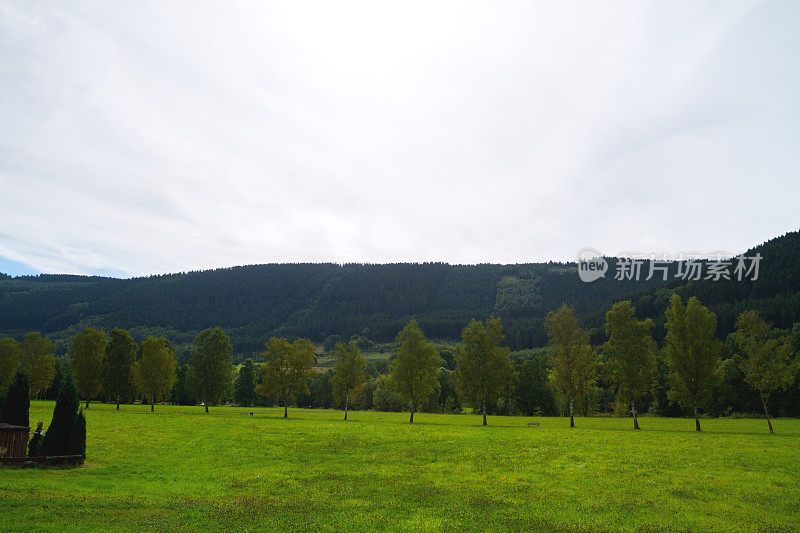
xmin=455 ymin=318 xmax=513 ymax=426
xmin=331 ymin=342 xmax=367 ymax=420
xmin=730 ymin=311 xmax=796 ymax=433
xmin=604 ymin=301 xmax=655 ymax=430
xmin=21 ymin=332 xmax=56 ymax=398
xmin=391 ymin=321 xmax=441 ymax=423
xmin=100 ymin=328 xmax=137 ymax=410
xmin=0 ymin=337 xmax=22 ymax=390
xmin=664 ymin=295 xmax=721 ymax=431
xmin=545 ymin=305 xmax=597 ymax=428
xmin=69 ymin=328 xmax=108 ymax=408
xmin=186 ymin=327 xmax=234 ymax=413
xmin=132 ymin=336 xmax=177 ymax=412
xmin=257 ymin=337 xmax=315 ymax=418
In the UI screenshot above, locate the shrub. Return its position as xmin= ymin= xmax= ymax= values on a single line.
xmin=41 ymin=372 xmax=79 ymax=456
xmin=69 ymin=410 xmax=86 ymax=460
xmin=0 ymin=370 xmax=30 ymax=428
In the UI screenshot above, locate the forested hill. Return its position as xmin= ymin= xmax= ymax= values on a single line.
xmin=0 ymin=260 xmax=663 ymax=358
xmin=589 ymin=230 xmax=800 ymax=343
xmin=1 ymin=230 xmax=797 ymax=359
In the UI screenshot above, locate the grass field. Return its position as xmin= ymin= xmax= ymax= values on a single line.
xmin=2 ymin=401 xmax=799 ymax=532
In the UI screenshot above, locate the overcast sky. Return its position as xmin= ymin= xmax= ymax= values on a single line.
xmin=1 ymin=1 xmax=798 ymax=277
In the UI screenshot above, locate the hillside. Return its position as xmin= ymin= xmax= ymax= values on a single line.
xmin=1 ymin=230 xmax=797 ymax=360
xmin=0 ymin=260 xmax=664 ymax=359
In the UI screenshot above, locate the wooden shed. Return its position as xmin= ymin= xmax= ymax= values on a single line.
xmin=0 ymin=423 xmax=30 ymax=458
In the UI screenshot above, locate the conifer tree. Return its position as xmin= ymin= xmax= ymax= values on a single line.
xmin=0 ymin=370 xmax=30 ymax=428
xmin=41 ymin=372 xmax=80 ymax=456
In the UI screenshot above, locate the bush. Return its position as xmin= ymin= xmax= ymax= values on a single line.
xmin=0 ymin=370 xmax=30 ymax=428
xmin=41 ymin=372 xmax=79 ymax=456
xmin=69 ymin=410 xmax=86 ymax=460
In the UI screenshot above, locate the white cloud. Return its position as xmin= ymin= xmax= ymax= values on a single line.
xmin=0 ymin=0 xmax=797 ymax=276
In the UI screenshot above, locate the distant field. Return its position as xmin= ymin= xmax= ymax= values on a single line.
xmin=2 ymin=402 xmax=798 ymax=532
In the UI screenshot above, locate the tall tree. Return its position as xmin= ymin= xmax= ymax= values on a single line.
xmin=186 ymin=327 xmax=234 ymax=413
xmin=545 ymin=305 xmax=597 ymax=428
xmin=0 ymin=337 xmax=22 ymax=390
xmin=331 ymin=342 xmax=367 ymax=420
xmin=0 ymin=370 xmax=30 ymax=428
xmin=257 ymin=337 xmax=315 ymax=418
xmin=100 ymin=328 xmax=137 ymax=410
xmin=604 ymin=301 xmax=655 ymax=430
xmin=391 ymin=321 xmax=441 ymax=423
xmin=730 ymin=311 xmax=796 ymax=433
xmin=21 ymin=332 xmax=56 ymax=398
xmin=233 ymin=358 xmax=258 ymax=407
xmin=69 ymin=328 xmax=108 ymax=409
xmin=455 ymin=318 xmax=513 ymax=426
xmin=132 ymin=336 xmax=178 ymax=412
xmin=664 ymin=295 xmax=721 ymax=432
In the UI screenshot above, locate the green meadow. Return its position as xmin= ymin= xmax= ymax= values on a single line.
xmin=2 ymin=401 xmax=799 ymax=532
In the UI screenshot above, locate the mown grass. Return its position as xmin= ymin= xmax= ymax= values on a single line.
xmin=1 ymin=401 xmax=798 ymax=532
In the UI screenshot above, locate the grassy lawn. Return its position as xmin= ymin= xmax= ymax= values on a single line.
xmin=2 ymin=401 xmax=799 ymax=532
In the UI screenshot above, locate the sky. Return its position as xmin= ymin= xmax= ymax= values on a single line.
xmin=1 ymin=1 xmax=798 ymax=277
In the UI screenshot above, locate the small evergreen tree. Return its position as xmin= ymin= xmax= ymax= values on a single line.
xmin=41 ymin=372 xmax=80 ymax=456
xmin=233 ymin=358 xmax=257 ymax=407
xmin=69 ymin=410 xmax=87 ymax=461
xmin=0 ymin=370 xmax=30 ymax=428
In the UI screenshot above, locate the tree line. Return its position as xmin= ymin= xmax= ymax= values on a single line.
xmin=1 ymin=293 xmax=797 ymax=433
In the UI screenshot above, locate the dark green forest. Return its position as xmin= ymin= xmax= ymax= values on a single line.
xmin=1 ymin=231 xmax=799 ymax=364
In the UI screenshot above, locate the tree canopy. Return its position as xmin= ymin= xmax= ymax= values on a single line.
xmin=546 ymin=305 xmax=597 ymax=428
xmin=664 ymin=295 xmax=721 ymax=431
xmin=69 ymin=327 xmax=108 ymax=408
xmin=186 ymin=327 xmax=234 ymax=413
xmin=257 ymin=337 xmax=315 ymax=418
xmin=455 ymin=318 xmax=513 ymax=426
xmin=391 ymin=321 xmax=441 ymax=423
xmin=331 ymin=342 xmax=367 ymax=420
xmin=604 ymin=301 xmax=655 ymax=429
xmin=132 ymin=336 xmax=178 ymax=412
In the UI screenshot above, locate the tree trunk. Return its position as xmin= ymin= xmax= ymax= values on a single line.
xmin=409 ymin=401 xmax=414 ymax=423
xmin=761 ymin=395 xmax=773 ymax=434
xmin=482 ymin=396 xmax=487 ymax=426
xmin=344 ymin=391 xmax=349 ymax=421
xmin=632 ymin=400 xmax=640 ymax=430
xmin=151 ymin=400 xmax=155 ymax=413
xmin=569 ymin=397 xmax=575 ymax=428
xmin=284 ymin=397 xmax=288 ymax=419
xmin=693 ymin=401 xmax=701 ymax=431
xmin=205 ymin=403 xmax=209 ymax=414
